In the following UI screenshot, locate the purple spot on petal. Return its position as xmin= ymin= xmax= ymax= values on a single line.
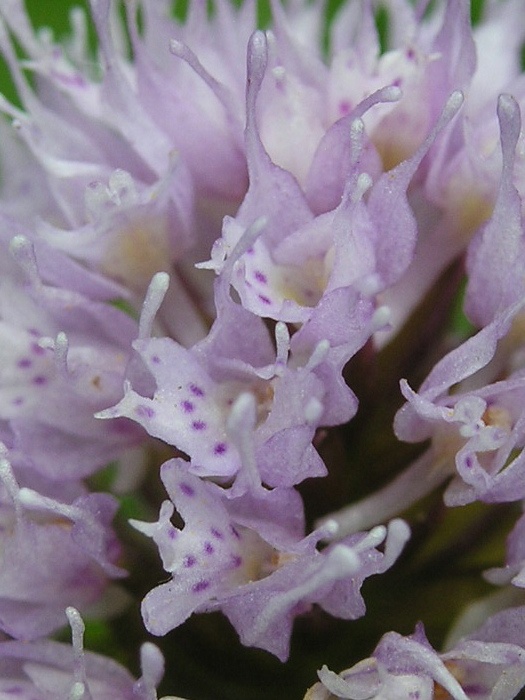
xmin=30 ymin=342 xmax=46 ymax=356
xmin=231 ymin=555 xmax=243 ymax=568
xmin=184 ymin=555 xmax=197 ymax=568
xmin=339 ymin=100 xmax=351 ymax=115
xmin=465 ymin=455 xmax=473 ymax=468
xmin=213 ymin=442 xmax=227 ymax=456
xmin=230 ymin=525 xmax=241 ymax=540
xmin=181 ymin=400 xmax=195 ymax=413
xmin=211 ymin=527 xmax=223 ymax=539
xmin=168 ymin=529 xmax=177 ymax=540
xmin=12 ymin=397 xmax=23 ymax=406
xmin=258 ymin=294 xmax=272 ymax=305
xmin=180 ymin=482 xmax=195 ymax=497
xmin=246 ymin=246 xmax=254 ymax=255
xmin=189 ymin=384 xmax=205 ymax=397
xmin=192 ymin=420 xmax=207 ymax=431
xmin=192 ymin=580 xmax=210 ymax=593
xmin=136 ymin=405 xmax=155 ymax=418
xmin=254 ymin=270 xmax=267 ymax=284
xmin=17 ymin=357 xmax=32 ymax=369
xmin=151 ymin=355 xmax=161 ymax=364
xmin=32 ymin=375 xmax=47 ymax=386
xmin=204 ymin=541 xmax=214 ymax=554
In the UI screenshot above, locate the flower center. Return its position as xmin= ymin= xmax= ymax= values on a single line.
xmin=102 ymin=216 xmax=171 ymax=294
xmin=228 ymin=526 xmax=294 ymax=586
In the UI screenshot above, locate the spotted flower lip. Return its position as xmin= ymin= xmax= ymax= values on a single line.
xmin=131 ymin=459 xmax=410 ymax=661
xmin=98 ymin=290 xmax=344 ymax=487
xmin=0 ymin=233 xmax=144 ymax=480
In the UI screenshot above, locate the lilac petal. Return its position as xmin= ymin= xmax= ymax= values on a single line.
xmin=395 ymin=302 xmax=522 ymax=445
xmin=304 ymin=88 xmax=398 ymax=214
xmin=136 ymin=461 xmax=297 ymax=636
xmin=316 ymin=662 xmax=384 ymax=700
xmin=427 ymin=0 xmax=477 ymax=104
xmin=141 ymin=580 xmax=209 ymax=637
xmin=367 ymin=91 xmax=463 ymax=289
xmin=221 ymin=543 xmax=361 ymax=661
xmin=89 ymin=0 xmax=173 ymax=175
xmin=18 ymin=488 xmax=125 ymax=578
xmin=237 ymin=31 xmax=313 ymax=243
xmin=374 ymin=631 xmax=470 ymax=699
xmin=0 ymin=608 xmax=172 ymax=698
xmin=100 ymin=338 xmax=240 ymax=479
xmin=466 ymin=94 xmax=525 ymax=326
xmin=198 ymin=284 xmax=275 ymax=370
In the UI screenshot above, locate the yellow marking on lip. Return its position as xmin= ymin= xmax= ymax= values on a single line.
xmin=102 ymin=216 xmax=171 ymax=293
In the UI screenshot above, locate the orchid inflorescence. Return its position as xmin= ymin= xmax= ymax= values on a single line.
xmin=1 ymin=0 xmax=525 ymax=698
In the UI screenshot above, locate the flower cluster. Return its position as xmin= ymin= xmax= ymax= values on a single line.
xmin=1 ymin=0 xmax=525 ymax=697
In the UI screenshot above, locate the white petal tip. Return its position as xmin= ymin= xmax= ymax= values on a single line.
xmin=169 ymin=39 xmax=185 ymax=57
xmin=383 ymin=85 xmax=402 ymax=102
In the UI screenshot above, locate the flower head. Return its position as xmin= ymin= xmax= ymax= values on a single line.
xmin=1 ymin=0 xmax=525 ymax=698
